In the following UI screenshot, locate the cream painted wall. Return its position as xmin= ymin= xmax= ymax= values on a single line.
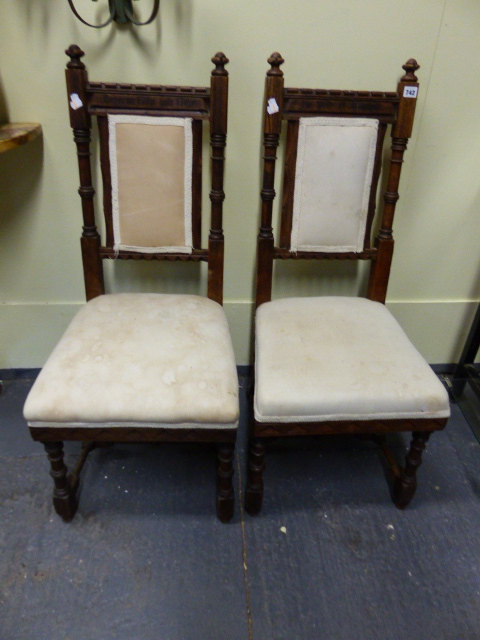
xmin=0 ymin=0 xmax=479 ymax=367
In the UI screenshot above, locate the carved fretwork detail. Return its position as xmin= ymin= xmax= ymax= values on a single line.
xmin=267 ymin=52 xmax=285 ymax=77
xmin=401 ymin=59 xmax=420 ymax=83
xmin=275 ymin=248 xmax=376 ymax=260
xmin=100 ymin=248 xmax=208 ymax=261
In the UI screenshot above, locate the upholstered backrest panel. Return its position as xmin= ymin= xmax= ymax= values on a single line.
xmin=108 ymin=115 xmax=193 ymax=253
xmin=291 ymin=117 xmax=379 ymax=253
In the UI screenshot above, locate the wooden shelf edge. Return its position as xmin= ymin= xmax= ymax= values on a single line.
xmin=0 ymin=123 xmax=42 ymax=153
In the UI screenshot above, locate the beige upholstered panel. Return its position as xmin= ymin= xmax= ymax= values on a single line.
xmin=109 ymin=115 xmax=193 ymax=253
xmin=254 ymin=296 xmax=450 ymax=423
xmin=24 ymin=293 xmax=239 ymax=428
xmin=291 ymin=117 xmax=379 ymax=253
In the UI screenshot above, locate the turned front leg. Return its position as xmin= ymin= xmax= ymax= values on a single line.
xmin=392 ymin=431 xmax=431 ymax=509
xmin=216 ymin=443 xmax=235 ymax=523
xmin=44 ymin=441 xmax=77 ymax=522
xmin=245 ymin=438 xmax=266 ymax=516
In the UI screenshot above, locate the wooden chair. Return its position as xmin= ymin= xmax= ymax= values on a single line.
xmin=23 ymin=45 xmax=239 ymax=523
xmin=245 ymin=53 xmax=450 ymax=515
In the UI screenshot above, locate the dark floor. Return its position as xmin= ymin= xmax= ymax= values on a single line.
xmin=1 ymin=372 xmax=480 ymax=640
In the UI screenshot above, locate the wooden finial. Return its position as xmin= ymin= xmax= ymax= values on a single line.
xmin=211 ymin=52 xmax=229 ymax=76
xmin=401 ymin=59 xmax=420 ymax=82
xmin=66 ymin=44 xmax=86 ymax=69
xmin=267 ymin=52 xmax=284 ymax=77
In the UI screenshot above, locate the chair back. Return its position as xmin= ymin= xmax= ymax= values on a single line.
xmin=256 ymin=53 xmax=419 ymax=306
xmin=65 ymin=45 xmax=229 ymax=304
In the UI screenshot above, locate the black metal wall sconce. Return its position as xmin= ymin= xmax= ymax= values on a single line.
xmin=67 ymin=0 xmax=159 ymax=28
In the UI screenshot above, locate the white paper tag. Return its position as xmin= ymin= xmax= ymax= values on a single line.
xmin=69 ymin=93 xmax=83 ymax=110
xmin=267 ymin=97 xmax=279 ymax=115
xmin=403 ymin=86 xmax=418 ymax=99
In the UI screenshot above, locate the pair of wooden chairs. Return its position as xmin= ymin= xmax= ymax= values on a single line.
xmin=23 ymin=46 xmax=450 ymax=523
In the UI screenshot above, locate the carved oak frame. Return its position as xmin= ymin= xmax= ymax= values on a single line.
xmin=246 ymin=54 xmax=448 ymax=515
xmin=29 ymin=46 xmax=235 ymax=523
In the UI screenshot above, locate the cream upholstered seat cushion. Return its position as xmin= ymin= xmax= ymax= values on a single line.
xmin=24 ymin=294 xmax=239 ymax=429
xmin=254 ymin=297 xmax=450 ymax=423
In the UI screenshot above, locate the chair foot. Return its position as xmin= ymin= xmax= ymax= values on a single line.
xmin=392 ymin=431 xmax=431 ymax=509
xmin=44 ymin=442 xmax=77 ymax=522
xmin=216 ymin=443 xmax=235 ymax=523
xmin=245 ymin=438 xmax=266 ymax=516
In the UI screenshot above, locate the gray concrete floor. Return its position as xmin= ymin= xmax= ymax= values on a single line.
xmin=1 ymin=373 xmax=480 ymax=640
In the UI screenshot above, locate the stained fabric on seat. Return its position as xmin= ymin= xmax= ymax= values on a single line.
xmin=255 ymin=296 xmax=450 ymax=423
xmin=25 ymin=293 xmax=239 ymax=428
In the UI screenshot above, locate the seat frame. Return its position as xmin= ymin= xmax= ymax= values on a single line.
xmin=28 ymin=45 xmax=236 ymax=523
xmin=245 ymin=53 xmax=448 ymax=515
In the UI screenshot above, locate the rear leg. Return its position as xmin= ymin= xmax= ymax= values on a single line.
xmin=44 ymin=441 xmax=77 ymax=522
xmin=392 ymin=431 xmax=431 ymax=509
xmin=245 ymin=438 xmax=266 ymax=516
xmin=216 ymin=443 xmax=235 ymax=523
